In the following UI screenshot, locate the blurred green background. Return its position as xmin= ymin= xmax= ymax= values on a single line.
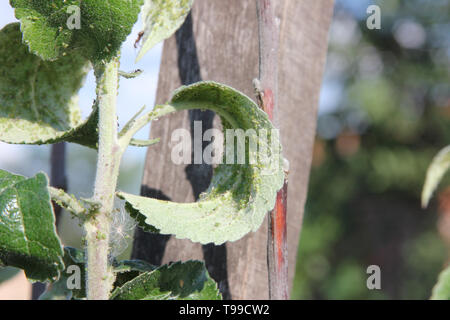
xmin=292 ymin=0 xmax=450 ymax=299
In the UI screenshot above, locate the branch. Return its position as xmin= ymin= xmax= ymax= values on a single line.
xmin=255 ymin=0 xmax=289 ymax=300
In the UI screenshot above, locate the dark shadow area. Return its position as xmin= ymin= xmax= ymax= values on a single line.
xmin=131 ymin=186 xmax=171 ymax=265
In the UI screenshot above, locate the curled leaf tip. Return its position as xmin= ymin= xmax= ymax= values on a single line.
xmin=421 ymin=145 xmax=450 ymax=209
xmin=135 ymin=0 xmax=194 ymax=62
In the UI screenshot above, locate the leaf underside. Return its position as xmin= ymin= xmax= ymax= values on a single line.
xmin=422 ymin=145 xmax=450 ymax=208
xmin=0 ymin=170 xmax=64 ymax=282
xmin=118 ymin=81 xmax=284 ymax=245
xmin=111 ymin=261 xmax=222 ymax=300
xmin=136 ymin=0 xmax=193 ymax=62
xmin=125 ymin=201 xmax=160 ymax=233
xmin=0 ymin=23 xmax=98 ymax=148
xmin=10 ymin=0 xmax=143 ymax=62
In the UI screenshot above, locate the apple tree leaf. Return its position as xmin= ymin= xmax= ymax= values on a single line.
xmin=118 ymin=81 xmax=284 ymax=245
xmin=10 ymin=0 xmax=143 ymax=62
xmin=0 ymin=23 xmax=98 ymax=148
xmin=113 ymin=259 xmax=157 ymax=289
xmin=0 ymin=170 xmax=64 ymax=282
xmin=136 ymin=0 xmax=193 ymax=62
xmin=110 ymin=261 xmax=222 ymax=300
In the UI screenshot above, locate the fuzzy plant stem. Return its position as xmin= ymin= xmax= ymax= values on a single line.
xmin=85 ymin=57 xmax=122 ymax=300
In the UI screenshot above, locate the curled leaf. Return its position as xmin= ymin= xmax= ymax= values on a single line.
xmin=422 ymin=145 xmax=450 ymax=208
xmin=0 ymin=23 xmax=98 ymax=148
xmin=136 ymin=0 xmax=193 ymax=62
xmin=118 ymin=81 xmax=284 ymax=245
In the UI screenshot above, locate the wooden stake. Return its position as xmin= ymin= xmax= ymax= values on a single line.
xmin=255 ymin=0 xmax=289 ymax=300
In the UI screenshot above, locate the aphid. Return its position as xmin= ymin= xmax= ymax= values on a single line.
xmin=134 ymin=31 xmax=144 ymax=48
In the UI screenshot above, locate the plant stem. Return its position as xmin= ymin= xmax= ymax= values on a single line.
xmin=85 ymin=57 xmax=121 ymax=300
xmin=48 ymin=186 xmax=86 ymax=217
xmin=256 ymin=0 xmax=289 ymax=300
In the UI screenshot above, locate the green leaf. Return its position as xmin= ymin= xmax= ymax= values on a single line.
xmin=11 ymin=0 xmax=143 ymax=62
xmin=124 ymin=201 xmax=160 ymax=234
xmin=111 ymin=261 xmax=221 ymax=300
xmin=136 ymin=0 xmax=193 ymax=62
xmin=431 ymin=265 xmax=450 ymax=300
xmin=118 ymin=81 xmax=284 ymax=245
xmin=422 ymin=145 xmax=450 ymax=208
xmin=113 ymin=259 xmax=157 ymax=288
xmin=0 ymin=170 xmax=64 ymax=282
xmin=0 ymin=23 xmax=98 ymax=148
xmin=39 ymin=247 xmax=86 ymax=300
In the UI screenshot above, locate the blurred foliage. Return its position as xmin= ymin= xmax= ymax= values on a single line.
xmin=293 ymin=0 xmax=450 ymax=299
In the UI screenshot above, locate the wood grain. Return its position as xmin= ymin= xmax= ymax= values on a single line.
xmin=132 ymin=0 xmax=334 ymax=299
